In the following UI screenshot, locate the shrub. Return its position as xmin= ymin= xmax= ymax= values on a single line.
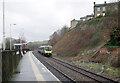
xmin=106 ymin=46 xmax=119 ymax=51
xmin=96 ymin=15 xmax=103 ymax=19
xmin=106 ymin=27 xmax=120 ymax=46
xmin=105 ymin=10 xmax=110 ymax=17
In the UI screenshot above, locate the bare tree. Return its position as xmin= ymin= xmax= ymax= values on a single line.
xmin=49 ymin=25 xmax=69 ymax=46
xmin=19 ymin=32 xmax=26 ymax=43
xmin=4 ymin=37 xmax=17 ymax=50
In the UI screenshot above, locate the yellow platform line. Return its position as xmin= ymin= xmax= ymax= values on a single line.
xmin=31 ymin=52 xmax=60 ymax=81
xmin=29 ymin=52 xmax=45 ymax=82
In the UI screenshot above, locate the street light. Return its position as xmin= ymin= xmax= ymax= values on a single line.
xmin=10 ymin=24 xmax=16 ymax=50
xmin=3 ymin=0 xmax=5 ymax=50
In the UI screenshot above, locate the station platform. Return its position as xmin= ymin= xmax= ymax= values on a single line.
xmin=11 ymin=51 xmax=60 ymax=81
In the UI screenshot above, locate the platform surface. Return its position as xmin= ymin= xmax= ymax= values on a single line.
xmin=11 ymin=51 xmax=60 ymax=81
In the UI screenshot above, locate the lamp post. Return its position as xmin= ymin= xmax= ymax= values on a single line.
xmin=3 ymin=0 xmax=5 ymax=50
xmin=10 ymin=24 xmax=16 ymax=50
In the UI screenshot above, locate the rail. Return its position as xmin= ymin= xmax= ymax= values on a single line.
xmin=51 ymin=57 xmax=118 ymax=83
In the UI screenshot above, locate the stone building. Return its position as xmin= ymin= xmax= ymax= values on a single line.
xmin=80 ymin=16 xmax=87 ymax=22
xmin=94 ymin=1 xmax=118 ymax=18
xmin=80 ymin=14 xmax=94 ymax=22
xmin=70 ymin=19 xmax=79 ymax=29
xmin=86 ymin=14 xmax=94 ymax=20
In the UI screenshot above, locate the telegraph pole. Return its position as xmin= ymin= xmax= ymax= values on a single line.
xmin=10 ymin=24 xmax=12 ymax=50
xmin=3 ymin=0 xmax=5 ymax=50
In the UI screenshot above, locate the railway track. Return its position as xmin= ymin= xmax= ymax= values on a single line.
xmin=33 ymin=51 xmax=76 ymax=82
xmin=34 ymin=50 xmax=118 ymax=82
xmin=43 ymin=58 xmax=76 ymax=83
xmin=43 ymin=57 xmax=97 ymax=82
xmin=49 ymin=57 xmax=118 ymax=83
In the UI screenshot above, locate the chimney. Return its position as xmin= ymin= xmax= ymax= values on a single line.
xmin=94 ymin=2 xmax=96 ymax=6
xmin=104 ymin=1 xmax=106 ymax=4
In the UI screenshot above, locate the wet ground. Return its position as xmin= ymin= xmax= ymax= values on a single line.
xmin=11 ymin=51 xmax=60 ymax=82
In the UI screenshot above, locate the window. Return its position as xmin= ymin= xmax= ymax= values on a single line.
xmin=45 ymin=47 xmax=52 ymax=51
xmin=103 ymin=7 xmax=105 ymax=11
xmin=97 ymin=7 xmax=100 ymax=11
xmin=115 ymin=6 xmax=117 ymax=10
xmin=87 ymin=17 xmax=90 ymax=20
xmin=83 ymin=19 xmax=86 ymax=21
xmin=103 ymin=13 xmax=105 ymax=16
xmin=87 ymin=17 xmax=92 ymax=20
xmin=97 ymin=13 xmax=100 ymax=16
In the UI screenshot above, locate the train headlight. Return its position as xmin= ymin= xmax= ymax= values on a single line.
xmin=45 ymin=51 xmax=47 ymax=53
xmin=50 ymin=51 xmax=52 ymax=53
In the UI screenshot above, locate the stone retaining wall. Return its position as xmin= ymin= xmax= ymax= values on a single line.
xmin=0 ymin=50 xmax=2 ymax=82
xmin=2 ymin=50 xmax=22 ymax=81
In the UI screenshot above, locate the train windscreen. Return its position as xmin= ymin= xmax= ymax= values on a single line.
xmin=45 ymin=47 xmax=52 ymax=51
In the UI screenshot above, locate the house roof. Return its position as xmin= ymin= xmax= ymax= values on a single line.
xmin=71 ymin=19 xmax=79 ymax=22
xmin=94 ymin=2 xmax=118 ymax=7
xmin=95 ymin=4 xmax=106 ymax=7
xmin=80 ymin=14 xmax=94 ymax=19
xmin=86 ymin=15 xmax=94 ymax=17
xmin=80 ymin=16 xmax=87 ymax=19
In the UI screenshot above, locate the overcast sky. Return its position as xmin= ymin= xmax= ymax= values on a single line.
xmin=0 ymin=0 xmax=111 ymax=44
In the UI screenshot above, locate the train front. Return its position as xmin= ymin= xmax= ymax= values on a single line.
xmin=44 ymin=46 xmax=52 ymax=57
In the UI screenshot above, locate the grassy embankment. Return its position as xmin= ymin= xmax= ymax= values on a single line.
xmin=26 ymin=40 xmax=48 ymax=50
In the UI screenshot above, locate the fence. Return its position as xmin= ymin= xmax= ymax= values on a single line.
xmin=72 ymin=59 xmax=107 ymax=74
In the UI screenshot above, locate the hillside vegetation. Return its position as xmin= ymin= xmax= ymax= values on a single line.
xmin=53 ymin=11 xmax=118 ymax=56
xmin=51 ymin=7 xmax=120 ymax=72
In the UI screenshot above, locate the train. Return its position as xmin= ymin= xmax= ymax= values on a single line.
xmin=38 ymin=45 xmax=52 ymax=57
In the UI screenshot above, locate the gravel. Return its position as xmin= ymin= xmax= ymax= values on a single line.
xmin=44 ymin=57 xmax=96 ymax=81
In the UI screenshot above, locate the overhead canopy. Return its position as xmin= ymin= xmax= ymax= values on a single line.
xmin=14 ymin=43 xmax=27 ymax=46
xmin=14 ymin=44 xmax=22 ymax=46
